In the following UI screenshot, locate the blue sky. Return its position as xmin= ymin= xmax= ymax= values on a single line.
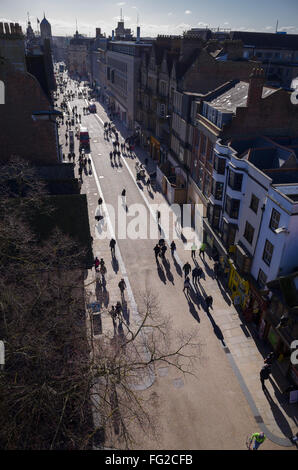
xmin=1 ymin=0 xmax=297 ymax=37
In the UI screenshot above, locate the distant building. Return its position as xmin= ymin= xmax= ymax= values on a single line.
xmin=67 ymin=29 xmax=93 ymax=79
xmin=40 ymin=14 xmax=52 ymax=45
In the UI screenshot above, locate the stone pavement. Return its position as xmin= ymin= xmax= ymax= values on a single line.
xmin=56 ymin=77 xmax=297 ymax=449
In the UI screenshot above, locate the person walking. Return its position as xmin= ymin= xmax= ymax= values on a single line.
xmin=161 ymin=244 xmax=167 ymax=259
xmin=156 ymin=210 xmax=161 ymax=225
xmin=205 ymin=295 xmax=213 ymax=311
xmin=170 ymin=241 xmax=176 ymax=256
xmin=249 ymin=432 xmax=266 ymax=450
xmin=191 ymin=242 xmax=197 ymax=259
xmin=109 ymin=238 xmax=116 ymax=257
xmin=121 ymin=188 xmax=126 ymax=206
xmin=154 ymin=244 xmax=160 ymax=263
xmin=260 ymin=364 xmax=271 ymax=390
xmin=213 ymin=261 xmax=220 ymax=280
xmin=182 ymin=261 xmax=191 ymax=278
xmin=264 ymin=352 xmax=275 ymax=365
xmin=199 ymin=242 xmax=206 ymax=260
xmin=115 ymin=301 xmax=123 ymax=323
xmin=183 ymin=276 xmax=191 ymax=295
xmin=94 ymin=256 xmax=100 ymax=272
xmin=192 ymin=266 xmax=200 ymax=285
xmin=109 ymin=306 xmax=117 ymax=330
xmin=197 ymin=266 xmax=203 ymax=281
xmin=118 ymin=278 xmax=127 ymax=299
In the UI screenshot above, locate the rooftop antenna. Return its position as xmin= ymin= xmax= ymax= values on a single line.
xmin=76 ymin=18 xmax=78 ymax=33
xmin=120 ymin=8 xmax=123 ymax=21
xmin=276 ymin=19 xmax=278 ymax=33
xmin=137 ymin=13 xmax=139 ymax=26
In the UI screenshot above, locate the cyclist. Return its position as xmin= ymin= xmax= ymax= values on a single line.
xmin=249 ymin=432 xmax=266 ymax=450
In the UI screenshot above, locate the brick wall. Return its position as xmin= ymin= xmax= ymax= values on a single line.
xmin=0 ymin=60 xmax=58 ymax=165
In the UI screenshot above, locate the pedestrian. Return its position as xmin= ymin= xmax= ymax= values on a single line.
xmin=213 ymin=261 xmax=220 ymax=279
xmin=264 ymin=352 xmax=275 ymax=365
xmin=118 ymin=278 xmax=126 ymax=298
xmin=78 ymin=166 xmax=83 ymax=179
xmin=249 ymin=432 xmax=266 ymax=451
xmin=68 ymin=152 xmax=72 ymax=162
xmin=88 ymin=157 xmax=91 ymax=167
xmin=183 ymin=276 xmax=191 ymax=295
xmin=109 ymin=306 xmax=117 ymax=330
xmin=99 ymin=258 xmax=106 ymax=275
xmin=182 ymin=261 xmax=191 ymax=278
xmin=199 ymin=242 xmax=206 ymax=260
xmin=161 ymin=244 xmax=167 ymax=259
xmin=154 ymin=244 xmax=160 ymax=262
xmin=109 ymin=238 xmax=116 ymax=257
xmin=205 ymin=295 xmax=213 ymax=311
xmin=192 ymin=267 xmax=200 ymax=284
xmin=260 ymin=364 xmax=271 ymax=389
xmin=121 ymin=188 xmax=126 ymax=206
xmin=115 ymin=301 xmax=123 ymax=322
xmin=197 ymin=266 xmax=203 ymax=280
xmin=191 ymin=242 xmax=197 ymax=259
xmin=94 ymin=256 xmax=100 ymax=272
xmin=170 ymin=241 xmax=176 ymax=256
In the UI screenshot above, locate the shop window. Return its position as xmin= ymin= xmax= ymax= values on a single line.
xmin=243 ymin=221 xmax=255 ymax=245
xmin=270 ymin=208 xmax=281 ymax=231
xmin=249 ymin=194 xmax=259 ymax=214
xmin=257 ymin=269 xmax=267 ymax=289
xmin=263 ymin=239 xmax=274 ymax=266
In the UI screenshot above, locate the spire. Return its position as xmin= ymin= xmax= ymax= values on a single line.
xmin=120 ymin=8 xmax=123 ymax=21
xmin=76 ymin=18 xmax=78 ymax=34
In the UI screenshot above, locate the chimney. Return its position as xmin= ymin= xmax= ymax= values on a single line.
xmin=136 ymin=26 xmax=140 ymax=43
xmin=247 ymin=67 xmax=265 ymax=108
xmin=96 ymin=28 xmax=101 ymax=37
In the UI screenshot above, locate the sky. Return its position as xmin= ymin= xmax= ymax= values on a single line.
xmin=1 ymin=0 xmax=297 ymax=37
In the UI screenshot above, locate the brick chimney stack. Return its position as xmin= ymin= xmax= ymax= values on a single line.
xmin=247 ymin=67 xmax=265 ymax=108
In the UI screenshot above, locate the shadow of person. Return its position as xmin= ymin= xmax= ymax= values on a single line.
xmin=157 ymin=264 xmax=167 ymax=284
xmin=112 ymin=256 xmax=119 ymax=274
xmin=217 ymin=278 xmax=232 ymax=305
xmin=111 ymin=161 xmax=114 ymax=168
xmin=103 ymin=290 xmax=109 ymax=307
xmin=263 ymin=387 xmax=294 ymax=439
xmin=137 ymin=182 xmax=143 ymax=191
xmin=163 ymin=258 xmax=174 ymax=285
xmin=207 ymin=311 xmax=226 ymax=346
xmin=148 ymin=189 xmax=154 ymax=199
xmin=173 ymin=256 xmax=183 ymax=277
xmin=122 ymin=301 xmax=130 ymax=325
xmin=188 ymin=299 xmax=200 ymax=323
xmin=89 ymin=168 xmax=92 ymax=176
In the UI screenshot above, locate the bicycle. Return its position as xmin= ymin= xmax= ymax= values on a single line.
xmin=246 ymin=435 xmax=252 ymax=450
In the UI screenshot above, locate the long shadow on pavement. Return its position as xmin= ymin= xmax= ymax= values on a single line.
xmin=162 ymin=257 xmax=174 ymax=285
xmin=157 ymin=263 xmax=167 ymax=284
xmin=111 ymin=255 xmax=119 ymax=274
xmin=263 ymin=387 xmax=294 ymax=439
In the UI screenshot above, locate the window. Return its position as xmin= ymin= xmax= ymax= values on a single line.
xmin=208 ymin=203 xmax=221 ymax=229
xmin=159 ymin=103 xmax=166 ymax=118
xmin=243 ymin=221 xmax=255 ymax=244
xmin=198 ymin=164 xmax=204 ymax=189
xmin=213 ymin=155 xmax=226 ymax=175
xmin=228 ymin=170 xmax=243 ymax=191
xmin=250 ymin=194 xmax=259 ymax=214
xmin=207 ymin=140 xmax=213 ymax=162
xmin=225 ymin=195 xmax=240 ymax=219
xmin=200 ymin=134 xmax=207 ymax=156
xmin=257 ymin=269 xmax=267 ymax=289
xmin=203 ymin=172 xmax=211 ymax=197
xmin=270 ymin=208 xmax=281 ymax=231
xmin=222 ymin=220 xmax=237 ymax=247
xmin=263 ymin=239 xmax=274 ymax=266
xmin=211 ymin=180 xmax=224 ymax=200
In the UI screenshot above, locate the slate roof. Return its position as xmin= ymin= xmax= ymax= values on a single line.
xmin=230 ymin=31 xmax=298 ymax=51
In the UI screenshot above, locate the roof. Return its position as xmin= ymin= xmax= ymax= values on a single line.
xmin=247 ymin=146 xmax=294 ymax=170
xmin=208 ymin=81 xmax=277 ymax=112
xmin=230 ymin=31 xmax=298 ymax=51
xmin=40 ymin=16 xmax=50 ymax=26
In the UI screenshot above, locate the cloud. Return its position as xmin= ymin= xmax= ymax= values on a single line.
xmin=197 ymin=22 xmax=208 ymax=27
xmin=265 ymin=26 xmax=273 ymax=30
xmin=168 ymin=12 xmax=173 ymax=16
xmin=185 ymin=10 xmax=192 ymax=15
xmin=280 ymin=25 xmax=296 ymax=31
xmin=117 ymin=2 xmax=126 ymax=5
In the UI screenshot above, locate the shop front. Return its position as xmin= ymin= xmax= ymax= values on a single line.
xmin=243 ymin=280 xmax=268 ymax=325
xmin=228 ymin=262 xmax=250 ymax=310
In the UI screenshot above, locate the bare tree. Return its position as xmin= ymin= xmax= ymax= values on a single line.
xmin=0 ymin=159 xmax=200 ymax=450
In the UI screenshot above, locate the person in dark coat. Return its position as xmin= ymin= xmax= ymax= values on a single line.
xmin=154 ymin=244 xmax=160 ymax=262
xmin=183 ymin=262 xmax=191 ymax=278
xmin=260 ymin=364 xmax=271 ymax=389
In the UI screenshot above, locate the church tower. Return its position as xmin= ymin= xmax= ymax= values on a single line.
xmin=40 ymin=13 xmax=52 ymax=44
